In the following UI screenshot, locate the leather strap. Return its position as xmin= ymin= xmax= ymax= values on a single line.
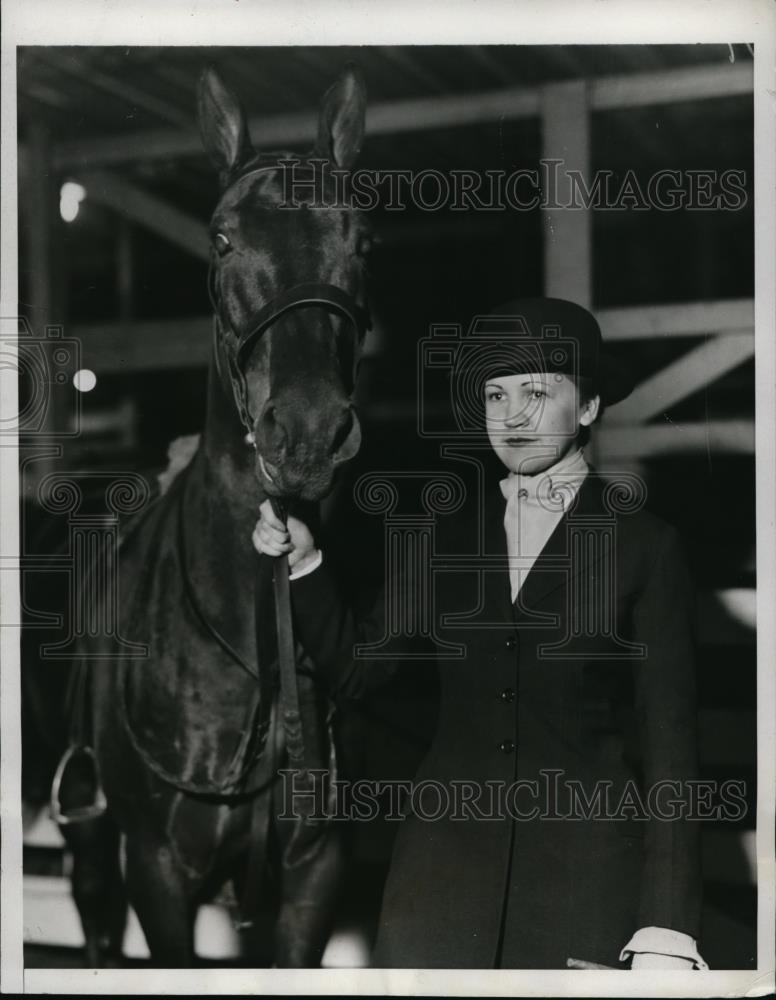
xmin=267 ymin=498 xmax=306 ymax=769
xmin=236 ymin=500 xmax=305 ymax=929
xmin=208 ymin=257 xmax=371 ymax=436
xmin=235 ymin=703 xmax=277 ymax=930
xmin=236 ymin=281 xmax=369 ymax=370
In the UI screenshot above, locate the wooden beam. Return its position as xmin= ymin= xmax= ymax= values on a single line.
xmin=23 ymin=81 xmax=71 ymax=110
xmin=72 ymin=318 xmax=212 ymax=374
xmin=73 ymin=314 xmax=384 ymax=375
xmin=76 ymin=398 xmax=138 ymax=452
xmin=50 ymin=62 xmax=752 ymax=170
xmin=541 ymin=79 xmax=592 ymax=307
xmin=37 ymin=49 xmax=192 ymax=129
xmin=598 ymin=299 xmax=754 ymax=341
xmin=591 ymin=61 xmax=752 ymax=111
xmin=53 ymin=92 xmax=537 ymax=169
xmin=542 ymin=45 xmax=667 ymax=163
xmin=608 ymin=332 xmax=754 ymax=423
xmin=596 ymin=420 xmax=754 ymax=458
xmin=77 ymin=170 xmax=209 ymax=261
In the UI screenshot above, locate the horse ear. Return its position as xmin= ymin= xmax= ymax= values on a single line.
xmin=314 ymin=62 xmax=366 ymax=169
xmin=197 ymin=65 xmax=252 ymax=181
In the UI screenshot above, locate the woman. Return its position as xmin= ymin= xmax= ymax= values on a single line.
xmin=253 ymin=297 xmax=707 ymax=970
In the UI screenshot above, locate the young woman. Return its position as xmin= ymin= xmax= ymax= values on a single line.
xmin=253 ymin=297 xmax=707 ymax=971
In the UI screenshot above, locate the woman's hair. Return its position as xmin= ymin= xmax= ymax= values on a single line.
xmin=569 ymin=374 xmax=604 ymax=448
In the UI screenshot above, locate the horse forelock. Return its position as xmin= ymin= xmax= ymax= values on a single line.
xmin=222 ymin=151 xmax=371 ymax=218
xmin=211 ymin=151 xmax=370 ymax=342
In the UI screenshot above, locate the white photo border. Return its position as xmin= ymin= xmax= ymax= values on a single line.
xmin=1 ymin=0 xmax=774 ymax=995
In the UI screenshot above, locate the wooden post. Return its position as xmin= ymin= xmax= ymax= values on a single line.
xmin=540 ymin=79 xmax=592 ymax=307
xmin=539 ymin=80 xmax=606 ymax=468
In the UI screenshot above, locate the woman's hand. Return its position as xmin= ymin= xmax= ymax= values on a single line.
xmin=251 ymin=499 xmax=320 ymax=573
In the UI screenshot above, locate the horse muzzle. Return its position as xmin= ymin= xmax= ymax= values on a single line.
xmin=255 ymin=400 xmax=361 ymax=500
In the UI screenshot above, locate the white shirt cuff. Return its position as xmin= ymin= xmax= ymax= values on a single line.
xmin=620 ymin=926 xmax=708 ymax=970
xmin=288 ymin=549 xmax=323 ymax=581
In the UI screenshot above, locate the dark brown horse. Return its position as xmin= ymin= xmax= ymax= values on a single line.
xmin=23 ymin=62 xmax=371 ymax=967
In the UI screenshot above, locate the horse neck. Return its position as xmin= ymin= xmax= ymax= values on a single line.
xmin=181 ymin=361 xmax=265 ymax=632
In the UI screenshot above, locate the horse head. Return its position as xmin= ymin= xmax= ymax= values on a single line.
xmin=198 ymin=64 xmax=371 ymax=502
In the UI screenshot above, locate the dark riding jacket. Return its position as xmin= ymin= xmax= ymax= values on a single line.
xmin=290 ymin=469 xmax=703 ymax=969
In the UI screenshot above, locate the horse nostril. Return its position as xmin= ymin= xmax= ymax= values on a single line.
xmin=329 ymin=406 xmax=352 ymax=456
xmin=258 ymin=400 xmax=286 ymax=454
xmin=331 ymin=405 xmax=361 ymax=463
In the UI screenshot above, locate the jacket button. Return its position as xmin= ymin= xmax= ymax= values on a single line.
xmin=505 ymin=636 xmax=516 ymax=650
xmin=500 ymin=688 xmax=516 ymax=703
xmin=499 ymin=739 xmax=515 ymax=754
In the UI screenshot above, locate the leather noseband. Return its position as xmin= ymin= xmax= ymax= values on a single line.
xmin=208 ymin=164 xmax=371 ymax=434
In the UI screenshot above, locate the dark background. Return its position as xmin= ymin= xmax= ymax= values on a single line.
xmin=17 ymin=44 xmax=756 ymax=968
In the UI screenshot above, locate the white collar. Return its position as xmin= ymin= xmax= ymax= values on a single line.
xmin=500 ymin=448 xmax=589 ymax=509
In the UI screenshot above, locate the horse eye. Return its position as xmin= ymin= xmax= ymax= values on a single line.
xmin=214 ymin=233 xmax=232 ymax=256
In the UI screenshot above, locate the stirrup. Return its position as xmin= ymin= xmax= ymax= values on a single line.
xmin=50 ymin=745 xmax=107 ymax=825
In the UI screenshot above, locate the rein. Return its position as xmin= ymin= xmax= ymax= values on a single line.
xmin=208 ymin=161 xmax=371 ymax=775
xmin=265 ymin=499 xmax=305 ymax=767
xmin=57 ymin=161 xmax=369 ymax=807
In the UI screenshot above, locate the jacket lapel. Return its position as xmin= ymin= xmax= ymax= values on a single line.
xmin=438 ymin=470 xmax=614 ymax=630
xmin=513 ymin=471 xmax=610 ymax=619
xmin=480 ymin=480 xmax=515 ymax=626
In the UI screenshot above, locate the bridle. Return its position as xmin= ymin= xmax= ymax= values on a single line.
xmin=113 ymin=163 xmax=371 ymax=796
xmin=206 ymin=162 xmax=371 ymax=776
xmin=118 ymin=163 xmax=372 ymax=797
xmin=207 ymin=163 xmax=372 ymax=435
xmin=53 ymin=164 xmax=370 ymax=863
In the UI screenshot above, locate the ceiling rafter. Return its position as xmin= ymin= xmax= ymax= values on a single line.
xmin=43 ymin=60 xmax=751 ymax=170
xmin=37 ymin=49 xmax=192 ymax=129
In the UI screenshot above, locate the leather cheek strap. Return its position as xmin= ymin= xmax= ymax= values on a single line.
xmin=210 ymin=263 xmax=371 ymax=433
xmin=235 ymin=281 xmax=370 ymax=369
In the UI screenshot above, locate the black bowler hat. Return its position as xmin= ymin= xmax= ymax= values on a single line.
xmin=468 ymin=296 xmax=635 ymax=406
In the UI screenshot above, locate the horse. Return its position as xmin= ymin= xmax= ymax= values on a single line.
xmin=22 ymin=61 xmax=372 ymax=968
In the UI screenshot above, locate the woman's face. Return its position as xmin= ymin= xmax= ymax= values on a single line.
xmin=484 ymin=371 xmax=600 ymax=475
